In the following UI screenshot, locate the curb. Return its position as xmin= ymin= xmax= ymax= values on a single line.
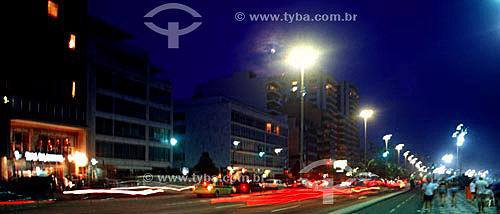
xmin=328 ymin=189 xmax=410 ymax=214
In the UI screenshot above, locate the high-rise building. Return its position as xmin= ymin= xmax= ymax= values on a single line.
xmin=1 ymin=0 xmax=88 ymax=181
xmin=339 ymin=81 xmax=361 ymax=165
xmin=87 ymin=19 xmax=174 ymax=177
xmin=2 ymin=0 xmax=174 ymax=181
xmin=282 ymin=71 xmax=341 ymax=161
xmin=192 ymin=70 xmax=361 ymax=168
xmin=174 ymin=97 xmax=288 ymax=176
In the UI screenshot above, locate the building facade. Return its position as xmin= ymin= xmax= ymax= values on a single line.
xmin=1 ymin=0 xmax=88 ymax=181
xmin=174 ymin=97 xmax=288 ymax=176
xmin=87 ymin=19 xmax=174 ymax=177
xmin=193 ymin=71 xmax=362 ymax=169
xmin=339 ymin=81 xmax=361 ymax=165
xmin=1 ymin=1 xmax=174 ymax=181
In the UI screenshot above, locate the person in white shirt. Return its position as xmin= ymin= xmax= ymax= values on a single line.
xmin=475 ymin=177 xmax=489 ymax=214
xmin=470 ymin=179 xmax=476 ymax=204
xmin=423 ymin=179 xmax=438 ymax=212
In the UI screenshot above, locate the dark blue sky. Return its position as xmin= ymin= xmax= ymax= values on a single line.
xmin=91 ymin=0 xmax=500 ymax=170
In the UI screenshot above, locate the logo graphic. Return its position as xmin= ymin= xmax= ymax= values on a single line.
xmin=299 ymin=159 xmax=353 ymax=204
xmin=144 ymin=3 xmax=202 ymax=48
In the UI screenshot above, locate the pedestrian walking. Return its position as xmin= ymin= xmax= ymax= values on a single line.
xmin=423 ymin=179 xmax=438 ymax=213
xmin=476 ymin=177 xmax=489 ymax=214
xmin=490 ymin=180 xmax=500 ymax=214
xmin=438 ymin=178 xmax=448 ymax=207
xmin=471 ymin=179 xmax=477 ymax=205
xmin=449 ymin=178 xmax=459 ymax=207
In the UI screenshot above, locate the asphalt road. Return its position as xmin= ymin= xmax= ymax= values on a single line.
xmin=6 ymin=188 xmax=409 ymax=214
xmin=353 ymin=190 xmax=423 ymax=214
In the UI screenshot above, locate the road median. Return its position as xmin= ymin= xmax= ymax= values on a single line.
xmin=328 ymin=189 xmax=410 ymax=214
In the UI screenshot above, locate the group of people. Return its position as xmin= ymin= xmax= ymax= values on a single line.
xmin=421 ymin=177 xmax=500 ymax=214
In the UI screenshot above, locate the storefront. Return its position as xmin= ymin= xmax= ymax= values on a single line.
xmin=7 ymin=119 xmax=88 ymax=180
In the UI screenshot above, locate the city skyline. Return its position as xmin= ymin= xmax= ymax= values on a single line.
xmin=3 ymin=1 xmax=499 ymax=213
xmin=91 ymin=0 xmax=500 ymax=170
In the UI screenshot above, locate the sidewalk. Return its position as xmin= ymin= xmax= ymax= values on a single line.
xmin=427 ymin=191 xmax=496 ymax=214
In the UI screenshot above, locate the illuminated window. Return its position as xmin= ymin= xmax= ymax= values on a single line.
xmin=275 ymin=126 xmax=280 ymax=135
xmin=48 ymin=0 xmax=58 ymax=18
xmin=266 ymin=123 xmax=272 ymax=133
xmin=71 ymin=81 xmax=76 ymax=98
xmin=69 ymin=34 xmax=76 ymax=50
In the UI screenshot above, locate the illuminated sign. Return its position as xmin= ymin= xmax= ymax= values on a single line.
xmin=25 ymin=151 xmax=64 ymax=162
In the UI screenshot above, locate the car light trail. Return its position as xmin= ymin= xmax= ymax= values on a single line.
xmin=0 ymin=200 xmax=55 ymax=205
xmin=211 ymin=186 xmax=382 ymax=206
xmin=63 ymin=185 xmax=194 ymax=195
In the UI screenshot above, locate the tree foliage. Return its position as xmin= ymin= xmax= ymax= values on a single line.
xmin=193 ymin=152 xmax=219 ymax=175
xmin=361 ymin=159 xmax=407 ymax=178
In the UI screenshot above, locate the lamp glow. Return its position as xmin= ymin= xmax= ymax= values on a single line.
xmin=73 ymin=152 xmax=88 ymax=167
xmin=286 ymin=46 xmax=318 ymax=69
xmin=403 ymin=151 xmax=410 ymax=158
xmin=274 ymin=148 xmax=283 ymax=155
xmin=233 ymin=140 xmax=240 ymax=147
xmin=258 ymin=152 xmax=265 ymax=157
xmin=170 ymin=138 xmax=178 ymax=146
xmin=359 ymin=109 xmax=374 ymax=119
xmin=442 ymin=154 xmax=454 ymax=163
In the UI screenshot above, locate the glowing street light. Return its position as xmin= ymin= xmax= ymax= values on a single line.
xmin=90 ymin=158 xmax=98 ymax=166
xmin=274 ymin=148 xmax=283 ymax=155
xmin=232 ymin=140 xmax=241 ymax=165
xmin=442 ymin=154 xmax=454 ymax=164
xmin=258 ymin=152 xmax=265 ymax=158
xmin=407 ymin=155 xmax=414 ymax=161
xmin=452 ymin=123 xmax=467 ymax=173
xmin=360 ymin=109 xmax=374 ymax=166
xmin=395 ymin=144 xmax=405 ymax=165
xmin=410 ymin=157 xmax=418 ymax=165
xmin=287 ymin=45 xmax=319 ymax=170
xmin=403 ymin=151 xmax=410 ymax=168
xmin=233 ymin=140 xmax=240 ymax=147
xmin=383 ymin=134 xmax=392 ymax=150
xmin=287 ymin=46 xmax=319 ymax=69
xmin=403 ymin=151 xmax=410 ymax=158
xmin=170 ymin=138 xmax=178 ymax=146
xmin=382 ymin=150 xmax=389 ymax=158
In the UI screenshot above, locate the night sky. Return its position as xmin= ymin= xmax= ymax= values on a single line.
xmin=91 ymin=0 xmax=500 ymax=170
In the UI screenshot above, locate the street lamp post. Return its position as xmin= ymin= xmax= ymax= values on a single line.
xmin=360 ymin=109 xmax=374 ymax=166
xmin=383 ymin=134 xmax=392 ymax=151
xmin=169 ymin=138 xmax=177 ymax=166
xmin=403 ymin=151 xmax=410 ymax=169
xmin=395 ymin=144 xmax=405 ymax=165
xmin=452 ymin=124 xmax=467 ymax=174
xmin=232 ymin=140 xmax=240 ymax=166
xmin=287 ymin=46 xmax=318 ymax=170
xmin=274 ymin=148 xmax=283 ymax=170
